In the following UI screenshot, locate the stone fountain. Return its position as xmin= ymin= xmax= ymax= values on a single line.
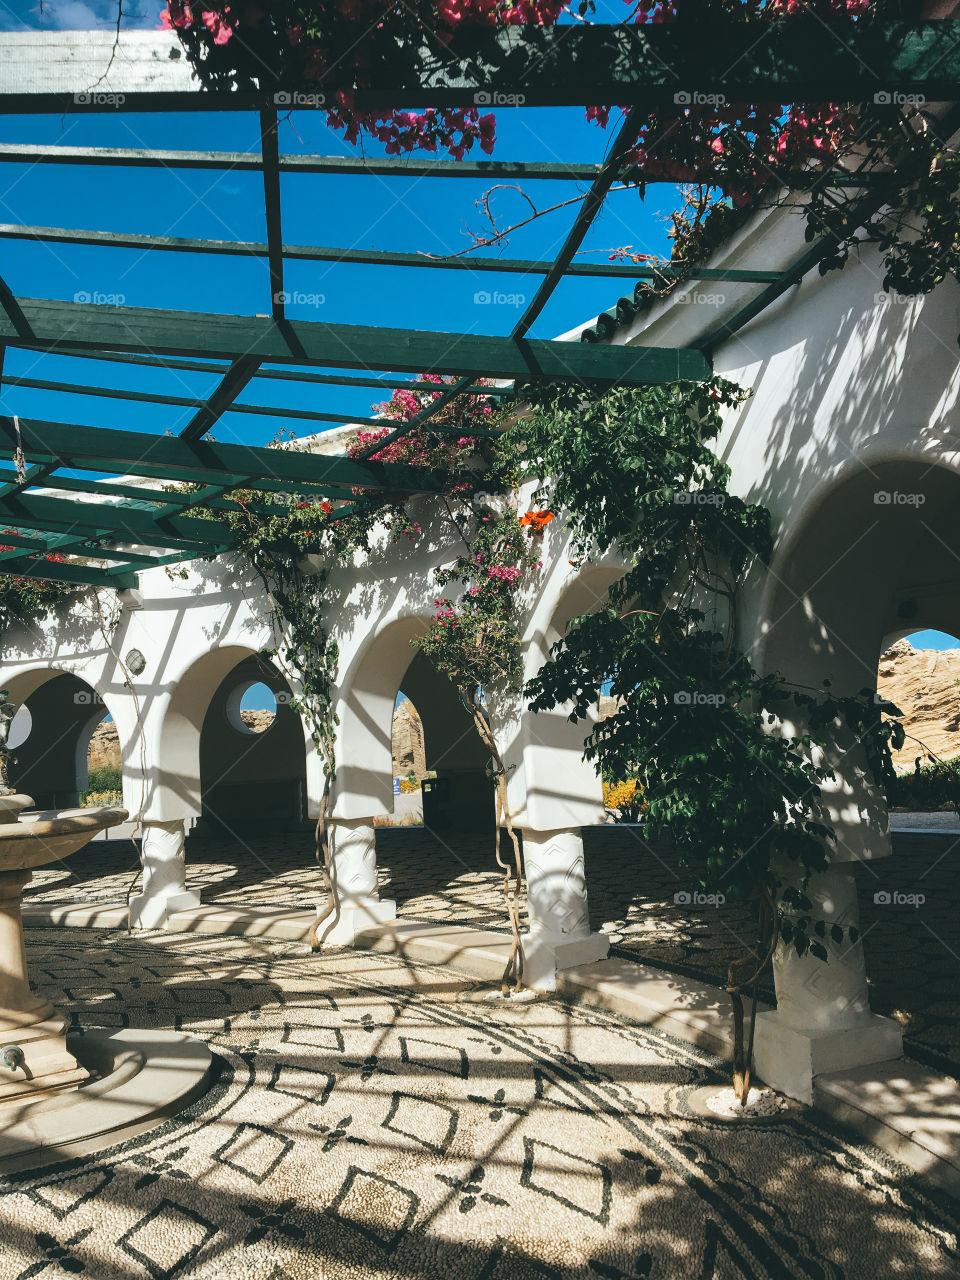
xmin=0 ymin=690 xmax=127 ymax=1100
xmin=0 ymin=692 xmax=211 ymax=1166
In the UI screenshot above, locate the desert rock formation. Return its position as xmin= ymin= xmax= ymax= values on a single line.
xmin=87 ymin=717 xmax=121 ymax=770
xmin=392 ymin=698 xmax=427 ymax=779
xmin=878 ymin=639 xmax=960 ymax=770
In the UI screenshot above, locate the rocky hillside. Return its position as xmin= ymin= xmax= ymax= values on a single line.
xmin=878 ymin=639 xmax=960 ymax=771
xmin=392 ymin=699 xmax=427 ymax=779
xmin=87 ymin=717 xmax=121 ymax=770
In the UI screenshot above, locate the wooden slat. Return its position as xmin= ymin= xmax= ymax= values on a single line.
xmin=0 ymin=296 xmax=712 ymax=386
xmin=0 ymin=223 xmax=782 ymax=283
xmin=0 ymin=416 xmax=453 ymax=495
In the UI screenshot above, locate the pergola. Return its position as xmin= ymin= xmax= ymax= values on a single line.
xmin=0 ymin=18 xmax=957 ymax=590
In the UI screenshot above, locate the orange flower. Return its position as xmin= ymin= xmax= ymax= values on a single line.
xmin=519 ymin=510 xmax=554 ymax=534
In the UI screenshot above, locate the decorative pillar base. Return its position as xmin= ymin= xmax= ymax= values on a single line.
xmin=128 ymin=888 xmax=202 ymax=930
xmin=754 ymin=1010 xmax=902 ymax=1106
xmin=521 ymin=928 xmax=610 ymax=993
xmin=129 ymin=820 xmax=200 ymax=930
xmin=313 ymin=895 xmax=397 ymax=947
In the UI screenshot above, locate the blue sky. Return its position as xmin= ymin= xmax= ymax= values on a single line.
xmin=0 ymin=3 xmax=673 ymax=446
xmin=906 ymin=630 xmax=960 ymax=651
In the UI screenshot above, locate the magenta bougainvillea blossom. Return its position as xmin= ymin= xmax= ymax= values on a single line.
xmin=161 ymin=1 xmax=876 ymax=178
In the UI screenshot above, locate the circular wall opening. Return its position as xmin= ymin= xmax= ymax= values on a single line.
xmin=226 ymin=681 xmax=278 ymax=735
xmin=7 ymin=704 xmax=32 ymax=751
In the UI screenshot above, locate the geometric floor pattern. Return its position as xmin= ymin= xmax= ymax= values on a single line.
xmin=23 ymin=819 xmax=960 ymax=1078
xmin=4 ymin=928 xmax=960 ymax=1279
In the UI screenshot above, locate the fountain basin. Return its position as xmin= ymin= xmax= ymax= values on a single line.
xmin=0 ymin=792 xmax=129 ymax=1102
xmin=0 ymin=803 xmax=128 ymax=868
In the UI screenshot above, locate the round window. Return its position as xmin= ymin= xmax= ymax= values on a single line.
xmin=226 ymin=681 xmax=278 ymax=735
xmin=7 ymin=704 xmax=32 ymax=750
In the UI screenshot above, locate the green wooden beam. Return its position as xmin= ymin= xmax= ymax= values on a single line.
xmin=515 ymin=106 xmax=641 ymax=341
xmin=0 ymin=223 xmax=783 ymax=284
xmin=0 ymin=553 xmax=137 ymax=590
xmin=0 ymin=416 xmax=453 ymax=496
xmin=4 ymin=23 xmax=960 ymax=112
xmin=260 ymin=108 xmax=284 ymax=321
xmin=0 ymin=142 xmax=618 ymax=181
xmin=0 ymin=374 xmax=386 ymax=429
xmin=10 ymin=346 xmax=516 ymax=395
xmin=1 ymin=296 xmax=711 ymax=386
xmin=0 ymin=488 xmax=232 ymax=551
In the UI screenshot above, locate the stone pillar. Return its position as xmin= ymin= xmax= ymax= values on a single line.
xmin=0 ymin=869 xmax=88 ymax=1099
xmin=754 ymin=861 xmax=902 ymax=1104
xmin=521 ymin=827 xmax=609 ymax=991
xmin=128 ymin=819 xmax=201 ymax=929
xmin=314 ymin=817 xmax=396 ymax=946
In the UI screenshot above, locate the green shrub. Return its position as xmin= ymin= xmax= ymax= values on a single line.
xmin=86 ymin=764 xmax=122 ymax=793
xmin=887 ymin=756 xmax=960 ymax=812
xmin=80 ymin=789 xmax=123 ymax=808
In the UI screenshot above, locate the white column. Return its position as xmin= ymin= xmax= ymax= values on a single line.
xmin=521 ymin=827 xmax=609 ymax=991
xmin=314 ymin=817 xmax=396 ymax=946
xmin=754 ymin=861 xmax=901 ymax=1104
xmin=128 ymin=819 xmax=201 ymax=929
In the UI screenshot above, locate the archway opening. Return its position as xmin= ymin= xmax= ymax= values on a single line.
xmin=198 ymin=655 xmax=307 ymax=834
xmin=878 ymin=628 xmax=960 ymax=814
xmin=395 ymin=651 xmax=495 ymax=835
xmin=6 ymin=672 xmax=113 ymax=809
xmin=391 ymin=692 xmax=427 ymax=825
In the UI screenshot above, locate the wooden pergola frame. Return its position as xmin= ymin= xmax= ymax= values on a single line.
xmin=0 ymin=19 xmax=957 ymax=588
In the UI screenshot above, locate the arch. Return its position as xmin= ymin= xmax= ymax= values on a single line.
xmin=333 ymin=613 xmax=435 ymax=819
xmin=516 ymin=563 xmax=626 ymax=832
xmin=151 ymin=643 xmax=312 ymax=823
xmin=753 ymin=457 xmax=960 ymax=861
xmin=0 ymin=667 xmax=123 ymax=808
xmin=399 ymin=650 xmax=494 ymax=832
xmin=758 ymin=457 xmax=960 ymax=687
xmin=199 ymin=654 xmax=307 ymax=833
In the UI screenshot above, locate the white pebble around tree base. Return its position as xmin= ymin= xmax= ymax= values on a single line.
xmin=704 ymin=1086 xmax=789 ymax=1119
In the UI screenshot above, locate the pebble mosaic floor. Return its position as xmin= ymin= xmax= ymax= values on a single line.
xmin=23 ymin=818 xmax=960 ymax=1078
xmin=5 ymin=927 xmax=960 ymax=1280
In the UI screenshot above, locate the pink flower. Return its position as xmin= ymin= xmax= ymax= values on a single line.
xmin=159 ymin=1 xmax=192 ymax=28
xmin=201 ymin=5 xmax=235 ymax=44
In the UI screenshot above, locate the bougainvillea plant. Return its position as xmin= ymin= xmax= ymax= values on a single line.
xmin=500 ymin=377 xmax=903 ymax=1098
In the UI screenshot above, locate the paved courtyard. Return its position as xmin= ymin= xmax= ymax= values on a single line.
xmin=22 ymin=817 xmax=960 ymax=1080
xmin=4 ymin=927 xmax=959 ymax=1279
